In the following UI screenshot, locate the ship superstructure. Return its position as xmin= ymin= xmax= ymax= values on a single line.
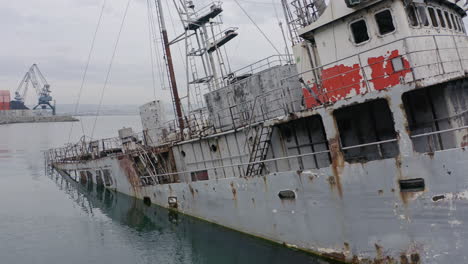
xmin=48 ymin=0 xmax=468 ymax=263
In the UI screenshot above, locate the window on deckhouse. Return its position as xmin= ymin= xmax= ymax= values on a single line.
xmin=428 ymin=7 xmax=438 ymax=27
xmin=444 ymin=11 xmax=452 ymax=29
xmin=278 ymin=115 xmax=331 ymax=170
xmin=406 ymin=5 xmax=419 ymax=27
xmin=451 ymin=13 xmax=459 ymax=31
xmin=375 ymin=9 xmax=395 ymax=35
xmin=402 ymin=81 xmax=468 ymax=153
xmin=334 ymin=99 xmax=399 ymax=162
xmin=350 ymin=19 xmax=369 ymax=44
xmin=418 ymin=6 xmax=430 ymax=26
xmin=436 ymin=9 xmax=446 ymax=28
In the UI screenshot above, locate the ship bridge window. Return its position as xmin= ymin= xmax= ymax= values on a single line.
xmin=444 ymin=11 xmax=452 ymax=29
xmin=436 ymin=9 xmax=446 ymax=28
xmin=334 ymin=99 xmax=399 ymax=163
xmin=451 ymin=13 xmax=458 ymax=31
xmin=278 ymin=115 xmax=331 ymax=170
xmin=406 ymin=5 xmax=419 ymax=27
xmin=458 ymin=17 xmax=466 ymax=33
xmin=350 ymin=19 xmax=370 ymax=44
xmin=418 ymin=6 xmax=430 ymax=27
xmin=402 ymin=80 xmax=468 ymax=153
xmin=455 ymin=15 xmax=462 ymax=32
xmin=428 ymin=7 xmax=438 ymax=27
xmin=375 ymin=9 xmax=395 ymax=35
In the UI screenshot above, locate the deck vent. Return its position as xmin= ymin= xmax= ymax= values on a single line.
xmin=399 ymin=178 xmax=425 ymax=192
xmin=278 ymin=190 xmax=296 ymax=200
xmin=168 ymin=196 xmax=178 ymax=208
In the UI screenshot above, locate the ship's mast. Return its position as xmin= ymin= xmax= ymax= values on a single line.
xmin=174 ymin=1 xmax=238 ymax=118
xmin=154 ymin=0 xmax=185 ymax=135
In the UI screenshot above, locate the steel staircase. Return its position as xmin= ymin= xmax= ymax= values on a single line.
xmin=245 ymin=125 xmax=273 ymax=176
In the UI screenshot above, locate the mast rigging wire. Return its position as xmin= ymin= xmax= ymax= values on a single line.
xmin=147 ymin=0 xmax=169 ymax=91
xmin=146 ymin=0 xmax=158 ymax=100
xmin=67 ymin=0 xmax=108 ymax=144
xmin=91 ymin=0 xmax=133 ymax=139
xmin=232 ymin=0 xmax=282 ymax=55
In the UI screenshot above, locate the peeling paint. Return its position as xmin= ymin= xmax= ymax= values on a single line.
xmin=368 ymin=50 xmax=411 ymax=91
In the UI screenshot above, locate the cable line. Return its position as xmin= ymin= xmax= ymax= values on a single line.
xmin=232 ymin=0 xmax=282 ymax=55
xmin=91 ymin=0 xmax=133 ymax=139
xmin=67 ymin=0 xmax=108 ymax=144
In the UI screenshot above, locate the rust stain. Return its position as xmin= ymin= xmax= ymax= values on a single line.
xmin=461 ymin=134 xmax=468 ymax=148
xmin=118 ymin=155 xmax=141 ymax=195
xmin=400 ymin=255 xmax=409 ymax=264
xmin=230 ymin=182 xmax=237 ymax=200
xmin=322 ymin=252 xmax=346 ymax=262
xmin=329 ymin=137 xmax=344 ymax=198
xmin=188 ymin=184 xmax=195 ymax=197
xmin=410 ymin=253 xmax=420 ymax=264
xmin=343 ymin=242 xmax=350 ymax=253
xmin=375 ymin=244 xmax=383 ymax=260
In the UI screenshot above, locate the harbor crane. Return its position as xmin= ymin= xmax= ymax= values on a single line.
xmin=14 ymin=64 xmax=55 ymax=115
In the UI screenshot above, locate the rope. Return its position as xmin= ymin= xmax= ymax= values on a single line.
xmin=67 ymin=0 xmax=107 ymax=144
xmin=146 ymin=0 xmax=157 ymax=100
xmin=90 ymin=0 xmax=133 ymax=139
xmin=148 ymin=0 xmax=168 ymax=91
xmin=232 ymin=0 xmax=282 ymax=55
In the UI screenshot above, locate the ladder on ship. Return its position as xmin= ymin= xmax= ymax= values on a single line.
xmin=245 ymin=125 xmax=273 ymax=177
xmin=135 ymin=147 xmax=160 ymax=185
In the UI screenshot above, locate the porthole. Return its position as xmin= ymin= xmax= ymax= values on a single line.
xmin=210 ymin=144 xmax=218 ymax=152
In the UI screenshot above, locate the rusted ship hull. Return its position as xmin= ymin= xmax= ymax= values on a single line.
xmin=52 ymin=140 xmax=468 ymax=263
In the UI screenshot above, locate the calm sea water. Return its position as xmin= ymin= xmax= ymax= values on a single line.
xmin=0 ymin=116 xmax=328 ymax=264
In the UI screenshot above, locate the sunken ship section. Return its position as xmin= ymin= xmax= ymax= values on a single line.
xmin=48 ymin=0 xmax=468 ymax=263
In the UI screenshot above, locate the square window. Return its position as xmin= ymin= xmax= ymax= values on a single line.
xmin=375 ymin=10 xmax=396 ymax=35
xmin=335 ymin=99 xmax=399 ymax=162
xmin=350 ymin=19 xmax=370 ymax=44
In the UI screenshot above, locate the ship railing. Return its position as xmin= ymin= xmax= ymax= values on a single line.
xmin=141 ymin=55 xmax=295 ymax=145
xmin=129 ymin=148 xmax=332 ymax=185
xmin=186 ymin=1 xmax=223 ymax=21
xmin=212 ymin=84 xmax=298 ymax=132
xmin=212 ymin=54 xmax=293 ymax=90
xmin=284 ymin=34 xmax=468 ymax=107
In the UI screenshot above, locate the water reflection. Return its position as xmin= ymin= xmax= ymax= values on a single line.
xmin=49 ymin=170 xmax=329 ymax=264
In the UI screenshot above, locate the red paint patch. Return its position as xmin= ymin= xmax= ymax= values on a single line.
xmin=302 ymin=64 xmax=364 ymax=108
xmin=368 ymin=50 xmax=411 ymax=91
xmin=303 ymin=83 xmax=325 ymax=108
xmin=322 ymin=64 xmax=364 ymax=102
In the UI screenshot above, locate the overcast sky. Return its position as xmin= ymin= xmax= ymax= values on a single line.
xmin=0 ymin=0 xmax=286 ymax=106
xmin=1 ymin=0 xmax=467 ymax=107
